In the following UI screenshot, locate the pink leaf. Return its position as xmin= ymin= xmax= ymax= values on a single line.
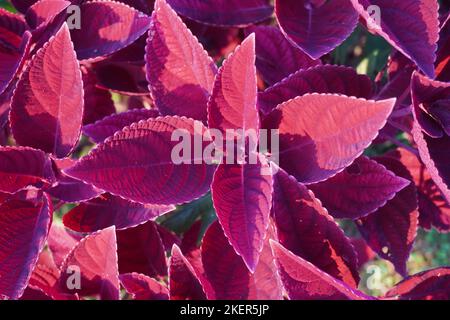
xmin=47 ymin=224 xmax=83 ymax=268
xmin=83 ymin=109 xmax=160 ymax=143
xmin=146 ymin=0 xmax=217 ymax=122
xmin=351 ymin=0 xmax=439 ymax=78
xmin=70 ymin=0 xmax=151 ymax=60
xmin=263 ymin=94 xmax=395 ymax=184
xmin=356 ymin=156 xmax=419 ymax=276
xmin=0 ymin=193 xmax=52 ymax=300
xmin=270 ymin=241 xmax=371 ymax=300
xmin=309 ymin=156 xmax=410 ymax=219
xmin=166 ymin=0 xmax=273 ymax=27
xmin=10 ymin=23 xmax=83 ymax=158
xmin=117 ymin=221 xmax=168 ymax=278
xmin=63 ymin=193 xmax=173 ymax=232
xmin=272 ymin=167 xmax=360 ymax=287
xmin=258 ymin=65 xmax=373 ymax=115
xmin=58 ymin=226 xmax=120 ymax=300
xmin=275 ymin=0 xmax=358 ymax=59
xmin=65 ymin=116 xmax=216 ymax=205
xmin=385 ymin=267 xmax=450 ymax=300
xmin=211 ymin=157 xmax=272 ymax=272
xmin=0 ymin=146 xmax=55 ymax=194
xmin=168 ymin=244 xmax=206 ymax=300
xmin=207 ymin=34 xmax=259 ymax=143
xmin=200 ymin=221 xmax=283 ymax=300
xmin=245 ymin=25 xmax=321 ymax=86
xmin=120 ymin=273 xmax=169 ymax=300
xmin=25 ymin=0 xmax=70 ymax=30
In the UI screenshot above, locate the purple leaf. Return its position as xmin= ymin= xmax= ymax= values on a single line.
xmin=270 ymin=241 xmax=371 ymax=300
xmin=65 ymin=116 xmax=216 ymax=205
xmin=71 ymin=0 xmax=151 ymax=60
xmin=0 ymin=146 xmax=55 ymax=194
xmin=0 ymin=31 xmax=32 ymax=96
xmin=0 ymin=193 xmax=52 ymax=300
xmin=63 ymin=193 xmax=173 ymax=232
xmin=169 ymin=244 xmax=206 ymax=300
xmin=245 ymin=25 xmax=321 ymax=86
xmin=200 ymin=221 xmax=283 ymax=300
xmin=275 ymin=0 xmax=358 ymax=59
xmin=356 ymin=156 xmax=419 ymax=276
xmin=11 ymin=0 xmax=39 ymax=14
xmin=120 ymin=273 xmax=169 ymax=300
xmin=272 ymin=167 xmax=360 ymax=287
xmin=385 ymin=267 xmax=450 ymax=300
xmin=309 ymin=156 xmax=410 ymax=219
xmin=146 ymin=0 xmax=217 ymax=122
xmin=10 ymin=23 xmax=83 ymax=158
xmin=263 ymin=93 xmax=395 ymax=184
xmin=391 ymin=148 xmax=450 ymax=232
xmin=81 ymin=66 xmax=115 ymax=126
xmin=411 ymin=72 xmax=450 ymax=203
xmin=46 ymin=158 xmax=102 ymax=203
xmin=207 ymin=34 xmax=259 ymax=142
xmin=258 ymin=65 xmax=373 ymax=115
xmin=351 ymin=0 xmax=439 ymax=78
xmin=58 ymin=226 xmax=120 ymax=300
xmin=166 ymin=0 xmax=273 ymax=27
xmin=83 ymin=109 xmax=160 ymax=143
xmin=117 ymin=221 xmax=168 ymax=278
xmin=211 ymin=157 xmax=272 ymax=272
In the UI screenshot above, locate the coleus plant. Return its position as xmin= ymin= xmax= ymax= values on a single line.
xmin=0 ymin=0 xmax=449 ymax=301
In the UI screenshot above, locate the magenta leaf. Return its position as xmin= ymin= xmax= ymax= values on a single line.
xmin=351 ymin=0 xmax=439 ymax=78
xmin=65 ymin=116 xmax=216 ymax=205
xmin=356 ymin=156 xmax=419 ymax=276
xmin=275 ymin=0 xmax=358 ymax=59
xmin=120 ymin=273 xmax=169 ymax=300
xmin=263 ymin=93 xmax=395 ymax=184
xmin=117 ymin=221 xmax=168 ymax=278
xmin=10 ymin=23 xmax=83 ymax=158
xmin=146 ymin=0 xmax=217 ymax=122
xmin=211 ymin=157 xmax=272 ymax=272
xmin=207 ymin=34 xmax=259 ymax=143
xmin=392 ymin=148 xmax=450 ymax=232
xmin=272 ymin=167 xmax=360 ymax=287
xmin=166 ymin=0 xmax=273 ymax=27
xmin=386 ymin=267 xmax=450 ymax=300
xmin=45 ymin=158 xmax=102 ymax=203
xmin=169 ymin=244 xmax=206 ymax=300
xmin=245 ymin=25 xmax=321 ymax=86
xmin=63 ymin=193 xmax=173 ymax=232
xmin=0 ymin=146 xmax=55 ymax=194
xmin=71 ymin=0 xmax=151 ymax=60
xmin=81 ymin=66 xmax=115 ymax=126
xmin=0 ymin=193 xmax=52 ymax=300
xmin=258 ymin=65 xmax=373 ymax=115
xmin=309 ymin=156 xmax=410 ymax=219
xmin=83 ymin=109 xmax=160 ymax=143
xmin=200 ymin=221 xmax=283 ymax=300
xmin=58 ymin=226 xmax=120 ymax=300
xmin=270 ymin=241 xmax=370 ymax=300
xmin=0 ymin=7 xmax=28 ymax=48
